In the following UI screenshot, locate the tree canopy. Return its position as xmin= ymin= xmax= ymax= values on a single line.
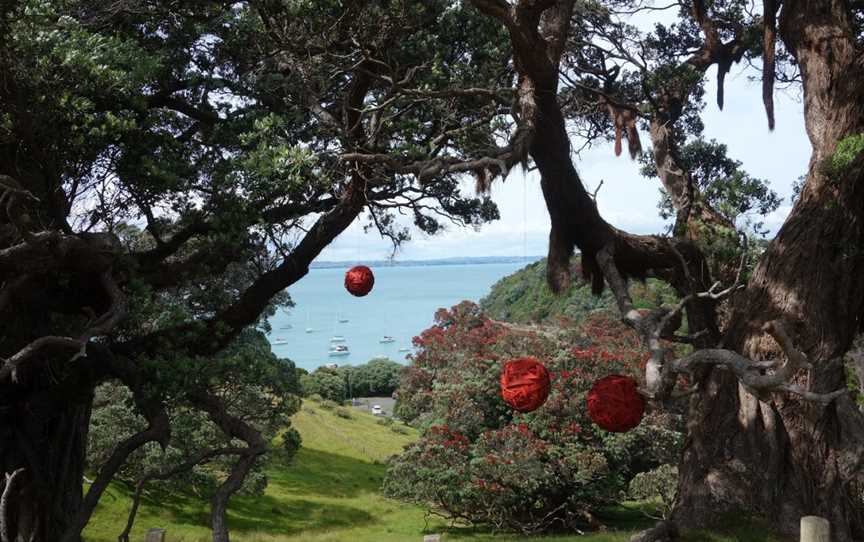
xmin=2 ymin=0 xmax=864 ymax=541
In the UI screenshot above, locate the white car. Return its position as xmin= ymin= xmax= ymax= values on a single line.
xmin=371 ymin=405 xmax=383 ymax=416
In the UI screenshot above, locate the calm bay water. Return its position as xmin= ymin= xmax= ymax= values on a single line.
xmin=266 ymin=262 xmax=531 ymax=371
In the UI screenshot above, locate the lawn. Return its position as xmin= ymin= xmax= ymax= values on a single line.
xmin=85 ymin=402 xmax=789 ymax=542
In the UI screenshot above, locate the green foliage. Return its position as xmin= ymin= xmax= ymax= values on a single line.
xmin=335 ymin=407 xmax=354 ymax=420
xmin=480 ymin=259 xmax=677 ymax=325
xmin=87 ymin=331 xmax=301 ymax=495
xmin=301 ymin=369 xmax=347 ymax=402
xmin=640 ymin=138 xmax=781 ymax=237
xmin=299 ymin=359 xmax=404 ymax=401
xmin=628 ymin=464 xmax=679 ymax=520
xmin=281 ymin=427 xmax=302 ymax=464
xmin=85 ymin=399 xmax=783 ymax=542
xmin=342 ymin=359 xmax=404 ymax=398
xmin=481 ymin=259 xmax=611 ymax=324
xmin=824 ymin=134 xmax=864 ymax=176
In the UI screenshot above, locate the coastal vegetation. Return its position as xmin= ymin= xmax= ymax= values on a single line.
xmin=85 ymin=387 xmax=782 ymax=542
xmin=299 ymin=359 xmax=403 ymax=402
xmin=1 ymin=0 xmax=863 ymax=540
xmin=480 ymin=260 xmax=677 ymax=326
xmin=387 ymin=301 xmax=679 ymax=533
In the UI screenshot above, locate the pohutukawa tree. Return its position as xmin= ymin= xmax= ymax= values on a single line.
xmin=454 ymin=0 xmax=864 ymax=540
xmin=0 ymin=1 xmax=512 ymax=541
xmin=3 ymin=0 xmax=863 ymax=540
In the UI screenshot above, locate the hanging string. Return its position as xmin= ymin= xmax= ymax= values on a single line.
xmin=522 ymin=174 xmax=528 ymax=260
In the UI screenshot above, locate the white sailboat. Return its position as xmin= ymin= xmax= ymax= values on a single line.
xmin=330 ymin=336 xmax=346 ymax=343
xmin=328 ymin=344 xmax=350 ymax=356
xmin=272 ymin=338 xmax=289 ymax=345
xmin=379 ymin=335 xmax=396 ymax=344
xmin=305 ymin=311 xmax=315 ymax=333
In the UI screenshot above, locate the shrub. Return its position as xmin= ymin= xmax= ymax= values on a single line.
xmin=300 ymin=369 xmax=346 ymax=402
xmin=320 ymin=400 xmax=338 ymax=411
xmin=385 ymin=302 xmax=683 ymax=534
xmin=307 ymin=393 xmax=323 ymax=403
xmin=335 ymin=407 xmax=353 ymax=419
xmin=628 ymin=464 xmax=679 ymax=519
xmin=377 ymin=417 xmax=395 ymax=427
xmin=390 ymin=424 xmax=410 ymax=435
xmin=342 ymin=358 xmax=404 ymax=397
xmin=281 ymin=427 xmax=302 ymax=464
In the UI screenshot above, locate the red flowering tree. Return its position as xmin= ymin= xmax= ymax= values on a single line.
xmin=385 ymin=302 xmax=683 ymax=533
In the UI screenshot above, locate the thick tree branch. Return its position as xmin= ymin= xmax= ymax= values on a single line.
xmin=0 ymin=271 xmax=126 ymax=383
xmin=470 ymin=0 xmax=849 ymax=409
xmin=61 ymin=350 xmax=170 ymax=542
xmin=468 ymin=0 xmax=514 ymax=26
xmin=134 ymin=214 xmax=210 ymax=268
xmin=0 ymin=468 xmax=25 ymax=542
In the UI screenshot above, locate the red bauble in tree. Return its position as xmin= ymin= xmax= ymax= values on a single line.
xmin=586 ymin=374 xmax=645 ymax=432
xmin=344 ymin=265 xmax=375 ymax=297
xmin=500 ymin=357 xmax=551 ymax=413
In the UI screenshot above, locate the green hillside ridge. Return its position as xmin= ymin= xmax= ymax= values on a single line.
xmin=480 ymin=258 xmax=678 ymax=325
xmin=85 ymin=400 xmax=784 ymax=542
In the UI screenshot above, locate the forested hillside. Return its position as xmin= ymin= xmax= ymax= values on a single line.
xmin=480 ymin=259 xmax=677 ymax=325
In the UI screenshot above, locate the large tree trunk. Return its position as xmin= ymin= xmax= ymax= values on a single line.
xmin=674 ymin=2 xmax=864 ymax=539
xmin=0 ymin=384 xmax=93 ymax=542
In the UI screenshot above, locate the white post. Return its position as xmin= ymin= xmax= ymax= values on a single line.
xmin=800 ymin=516 xmax=830 ymax=542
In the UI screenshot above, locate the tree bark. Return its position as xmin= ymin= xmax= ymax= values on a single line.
xmin=0 ymin=383 xmax=92 ymax=542
xmin=674 ymin=2 xmax=864 ymax=539
xmin=470 ymin=1 xmax=864 ymax=539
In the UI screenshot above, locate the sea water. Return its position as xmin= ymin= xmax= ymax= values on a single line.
xmin=267 ymin=262 xmax=531 ymax=371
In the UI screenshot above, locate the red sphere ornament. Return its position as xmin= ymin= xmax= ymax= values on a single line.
xmin=586 ymin=374 xmax=645 ymax=432
xmin=344 ymin=265 xmax=375 ymax=297
xmin=500 ymin=357 xmax=551 ymax=413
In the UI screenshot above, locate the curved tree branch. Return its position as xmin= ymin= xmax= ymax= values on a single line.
xmin=189 ymin=390 xmax=267 ymax=542
xmin=117 ymin=447 xmax=246 ymax=542
xmin=0 ymin=468 xmax=26 ymax=542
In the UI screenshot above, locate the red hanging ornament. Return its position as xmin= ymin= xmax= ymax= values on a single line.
xmin=344 ymin=265 xmax=375 ymax=297
xmin=500 ymin=357 xmax=551 ymax=413
xmin=586 ymin=374 xmax=645 ymax=432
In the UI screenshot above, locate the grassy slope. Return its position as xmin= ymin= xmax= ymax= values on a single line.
xmin=85 ymin=403 xmax=787 ymax=542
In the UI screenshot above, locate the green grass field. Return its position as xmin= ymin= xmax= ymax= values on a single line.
xmin=85 ymin=402 xmax=788 ymax=542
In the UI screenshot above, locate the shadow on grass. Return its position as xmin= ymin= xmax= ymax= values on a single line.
xmin=264 ymin=447 xmax=385 ymax=499
xmin=417 ymin=503 xmax=656 ymax=541
xmin=593 ymin=503 xmax=656 ymax=531
xmin=680 ymin=511 xmax=793 ymax=542
xmin=111 ymin=447 xmax=385 ymax=537
xmin=430 ymin=504 xmax=788 ymax=542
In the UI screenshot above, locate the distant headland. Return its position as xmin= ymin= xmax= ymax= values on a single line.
xmin=310 ymin=255 xmax=544 ymax=269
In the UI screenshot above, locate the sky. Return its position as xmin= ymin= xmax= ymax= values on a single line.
xmin=318 ymin=12 xmax=812 ymax=262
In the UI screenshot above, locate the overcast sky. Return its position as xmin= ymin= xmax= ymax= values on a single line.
xmin=319 ymin=16 xmax=812 ymax=262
